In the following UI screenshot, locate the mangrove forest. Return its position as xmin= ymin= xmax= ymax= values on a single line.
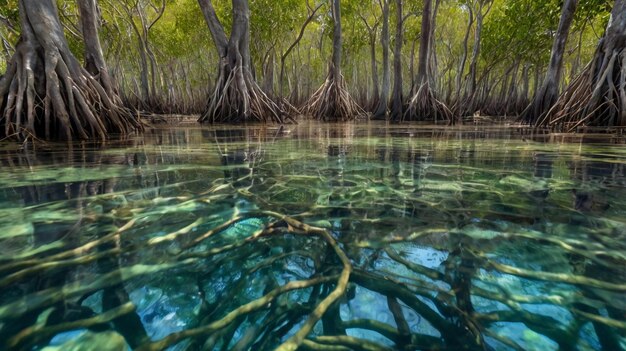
xmin=0 ymin=0 xmax=625 ymax=351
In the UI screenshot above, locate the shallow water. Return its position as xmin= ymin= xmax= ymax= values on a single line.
xmin=1 ymin=122 xmax=625 ymax=351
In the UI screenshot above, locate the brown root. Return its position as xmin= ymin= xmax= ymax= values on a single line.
xmin=538 ymin=48 xmax=626 ymax=131
xmin=304 ymin=68 xmax=365 ymax=122
xmin=0 ymin=3 xmax=141 ymax=141
xmin=403 ymin=82 xmax=453 ymax=123
xmin=198 ymin=63 xmax=295 ymax=124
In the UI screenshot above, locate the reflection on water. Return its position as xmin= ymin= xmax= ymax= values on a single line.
xmin=1 ymin=122 xmax=626 ymax=351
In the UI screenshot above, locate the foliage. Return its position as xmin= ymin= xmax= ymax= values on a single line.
xmin=0 ymin=0 xmax=614 ymax=116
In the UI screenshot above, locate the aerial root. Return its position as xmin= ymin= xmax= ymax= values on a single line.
xmin=539 ymin=48 xmax=626 ymax=130
xmin=199 ymin=66 xmax=294 ymax=124
xmin=403 ymin=82 xmax=453 ymax=123
xmin=304 ymin=69 xmax=365 ymax=122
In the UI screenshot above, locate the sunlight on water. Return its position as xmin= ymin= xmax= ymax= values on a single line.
xmin=1 ymin=122 xmax=625 ymax=350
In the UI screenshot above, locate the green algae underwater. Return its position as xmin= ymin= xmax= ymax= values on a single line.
xmin=0 ymin=122 xmax=625 ymax=351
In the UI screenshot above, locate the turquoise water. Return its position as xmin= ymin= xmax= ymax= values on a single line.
xmin=0 ymin=122 xmax=625 ymax=350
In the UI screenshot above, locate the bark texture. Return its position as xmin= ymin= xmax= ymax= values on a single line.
xmin=539 ymin=0 xmax=626 ymax=130
xmin=197 ymin=0 xmax=289 ymax=123
xmin=0 ymin=0 xmax=140 ymax=141
xmin=522 ymin=0 xmax=578 ymax=124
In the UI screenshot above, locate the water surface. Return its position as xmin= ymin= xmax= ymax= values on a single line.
xmin=1 ymin=122 xmax=625 ymax=350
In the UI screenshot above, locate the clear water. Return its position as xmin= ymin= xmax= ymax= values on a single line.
xmin=1 ymin=122 xmax=625 ymax=351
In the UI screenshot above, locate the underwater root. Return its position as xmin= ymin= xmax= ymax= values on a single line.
xmin=304 ymin=69 xmax=365 ymax=122
xmin=4 ymin=181 xmax=626 ymax=351
xmin=403 ymin=82 xmax=453 ymax=123
xmin=137 ymin=211 xmax=352 ymax=351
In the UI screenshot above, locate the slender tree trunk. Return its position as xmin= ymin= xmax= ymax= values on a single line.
xmin=506 ymin=61 xmax=519 ymax=113
xmin=521 ymin=64 xmax=530 ymax=102
xmin=542 ymin=0 xmax=626 ymax=129
xmin=331 ymin=0 xmax=341 ymax=80
xmin=429 ymin=0 xmax=441 ymax=84
xmin=0 ymin=0 xmax=140 ymax=140
xmin=533 ymin=65 xmax=541 ymax=96
xmin=374 ymin=0 xmax=391 ymax=119
xmin=368 ymin=30 xmax=379 ymax=108
xmin=523 ymin=0 xmax=578 ymax=123
xmin=78 ymin=0 xmax=124 ymax=108
xmin=416 ymin=0 xmax=432 ymax=86
xmin=390 ymin=0 xmax=403 ymax=121
xmin=137 ymin=38 xmax=150 ymax=102
xmin=571 ymin=22 xmax=586 ymax=80
xmin=409 ymin=39 xmax=416 ymax=89
xmin=404 ymin=0 xmax=452 ymax=122
xmin=456 ymin=4 xmax=474 ymax=104
xmin=468 ymin=1 xmax=487 ymax=98
xmin=78 ymin=1 xmax=104 ymax=78
xmin=304 ymin=0 xmax=362 ymax=121
xmin=262 ymin=51 xmax=275 ymax=94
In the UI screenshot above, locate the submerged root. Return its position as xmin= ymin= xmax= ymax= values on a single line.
xmin=3 ymin=161 xmax=626 ymax=350
xmin=403 ymin=82 xmax=453 ymax=123
xmin=198 ymin=65 xmax=294 ymax=124
xmin=304 ymin=70 xmax=365 ymax=122
xmin=538 ymin=48 xmax=626 ymax=131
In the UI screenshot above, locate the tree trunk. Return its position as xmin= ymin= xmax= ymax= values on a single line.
xmin=78 ymin=1 xmax=105 ymax=79
xmin=416 ymin=0 xmax=432 ymax=86
xmin=331 ymin=0 xmax=341 ymax=81
xmin=304 ymin=0 xmax=362 ymax=121
xmin=429 ymin=0 xmax=441 ymax=84
xmin=78 ymin=0 xmax=126 ymax=110
xmin=541 ymin=0 xmax=626 ymax=129
xmin=197 ymin=0 xmax=288 ymax=123
xmin=374 ymin=0 xmax=390 ymax=119
xmin=468 ymin=1 xmax=487 ymax=98
xmin=262 ymin=51 xmax=275 ymax=94
xmin=0 ymin=0 xmax=140 ymax=140
xmin=407 ymin=40 xmax=414 ymax=88
xmin=533 ymin=65 xmax=541 ymax=97
xmin=456 ymin=4 xmax=474 ymax=106
xmin=521 ymin=64 xmax=530 ymax=102
xmin=403 ymin=0 xmax=452 ymax=122
xmin=368 ymin=28 xmax=379 ymax=109
xmin=523 ymin=0 xmax=578 ymax=124
xmin=390 ymin=0 xmax=403 ymax=121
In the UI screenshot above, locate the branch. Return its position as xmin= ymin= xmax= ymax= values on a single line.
xmin=197 ymin=0 xmax=228 ymax=57
xmin=148 ymin=0 xmax=166 ymax=31
xmin=281 ymin=2 xmax=324 ymax=63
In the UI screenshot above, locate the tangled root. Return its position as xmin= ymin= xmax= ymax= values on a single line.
xmin=539 ymin=48 xmax=626 ymax=131
xmin=0 ymin=42 xmax=141 ymax=141
xmin=199 ymin=65 xmax=295 ymax=124
xmin=304 ymin=69 xmax=364 ymax=122
xmin=403 ymin=82 xmax=453 ymax=123
xmin=0 ymin=0 xmax=141 ymax=142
